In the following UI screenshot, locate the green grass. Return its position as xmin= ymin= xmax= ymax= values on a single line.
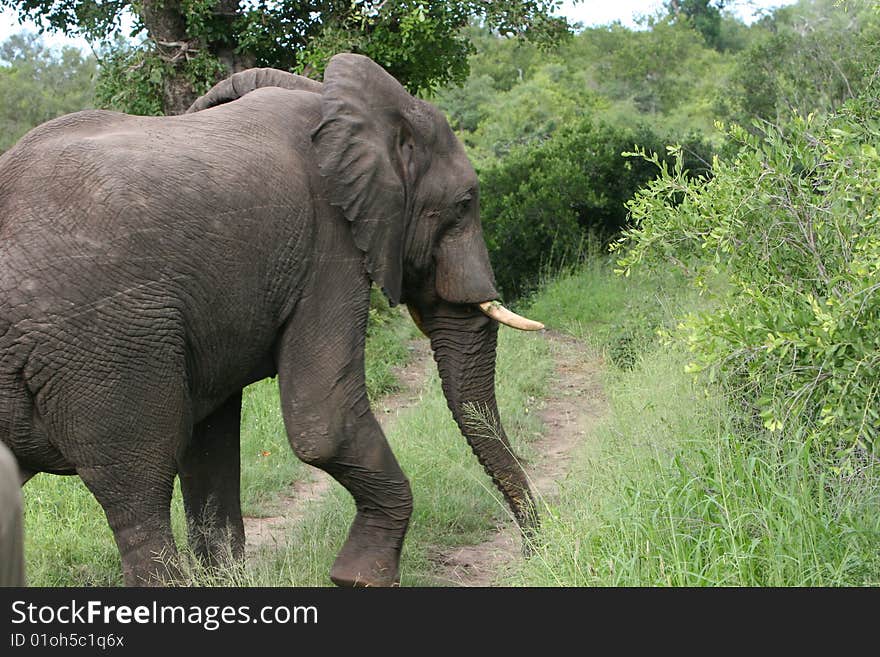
xmin=238 ymin=378 xmax=303 ymax=516
xmin=525 ymin=258 xmax=690 ymax=368
xmin=21 ymin=474 xmax=122 ymax=586
xmin=504 ymin=262 xmax=880 ymax=586
xmin=365 ymin=292 xmax=419 ymax=402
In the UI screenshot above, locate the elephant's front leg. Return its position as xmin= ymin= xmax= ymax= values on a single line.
xmin=178 ymin=391 xmax=245 ymax=567
xmin=277 ymin=297 xmax=413 ymax=587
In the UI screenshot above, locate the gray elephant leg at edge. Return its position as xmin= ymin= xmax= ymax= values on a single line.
xmin=0 ymin=442 xmax=25 ymax=586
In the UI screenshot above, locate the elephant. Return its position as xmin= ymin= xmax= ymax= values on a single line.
xmin=0 ymin=54 xmax=544 ymax=587
xmin=0 ymin=441 xmax=25 ymax=586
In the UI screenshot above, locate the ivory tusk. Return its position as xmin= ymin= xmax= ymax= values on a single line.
xmin=478 ymin=301 xmax=545 ymax=331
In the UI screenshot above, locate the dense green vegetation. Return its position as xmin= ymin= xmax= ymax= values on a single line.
xmin=479 ymin=118 xmax=712 ymax=297
xmin=620 ymin=97 xmax=880 ymax=456
xmin=509 ymin=265 xmax=880 ymax=586
xmin=0 ymin=32 xmax=95 ymax=152
xmin=432 ymin=0 xmax=879 ymax=298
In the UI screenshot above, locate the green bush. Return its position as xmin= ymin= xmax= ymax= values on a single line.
xmin=618 ymin=86 xmax=880 ymax=456
xmin=479 ymin=117 xmax=712 ymax=299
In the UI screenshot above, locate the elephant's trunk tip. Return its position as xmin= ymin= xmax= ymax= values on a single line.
xmin=478 ymin=301 xmax=545 ymax=331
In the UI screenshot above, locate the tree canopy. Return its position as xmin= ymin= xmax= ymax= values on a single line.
xmin=667 ymin=0 xmax=726 ymax=49
xmin=0 ymin=0 xmax=571 ymax=114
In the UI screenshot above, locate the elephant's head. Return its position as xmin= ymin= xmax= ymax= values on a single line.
xmin=312 ymin=54 xmax=544 ymax=534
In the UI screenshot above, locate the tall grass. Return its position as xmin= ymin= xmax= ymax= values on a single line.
xmin=526 ymin=255 xmax=690 ymax=368
xmin=506 ymin=263 xmax=880 ymax=586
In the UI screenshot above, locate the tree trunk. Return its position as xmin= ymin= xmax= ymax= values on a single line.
xmin=213 ymin=0 xmax=256 ymax=74
xmin=139 ymin=0 xmax=198 ymax=115
xmin=138 ymin=0 xmax=254 ymax=116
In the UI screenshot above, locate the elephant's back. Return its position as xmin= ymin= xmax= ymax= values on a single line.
xmin=0 ymin=109 xmax=130 ymax=164
xmin=0 ymin=110 xmax=125 ymax=232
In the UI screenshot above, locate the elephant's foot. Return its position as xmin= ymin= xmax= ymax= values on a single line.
xmin=330 ymin=547 xmax=400 ymax=587
xmin=329 ymin=512 xmax=406 ymax=587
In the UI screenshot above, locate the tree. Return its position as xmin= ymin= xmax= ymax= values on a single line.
xmin=0 ymin=33 xmax=97 ymax=152
xmin=722 ymin=0 xmax=880 ymax=125
xmin=459 ymin=62 xmax=599 ymax=167
xmin=0 ymin=0 xmax=571 ymax=115
xmin=578 ymin=19 xmax=726 ymax=124
xmin=667 ymin=0 xmax=725 ymax=49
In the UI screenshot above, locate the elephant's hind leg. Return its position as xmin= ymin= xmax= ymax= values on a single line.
xmin=42 ymin=364 xmax=191 ymax=586
xmin=85 ymin=472 xmax=180 ymax=586
xmin=75 ymin=446 xmax=181 ymax=586
xmin=178 ymin=391 xmax=245 ymax=567
xmin=75 ymin=428 xmax=184 ymax=585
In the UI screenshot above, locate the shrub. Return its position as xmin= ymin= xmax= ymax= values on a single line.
xmin=479 ymin=116 xmax=712 ymax=298
xmin=618 ymin=87 xmax=880 ymax=456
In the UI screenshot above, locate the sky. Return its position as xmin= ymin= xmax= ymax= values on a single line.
xmin=558 ymin=0 xmax=800 ymax=29
xmin=0 ymin=0 xmax=802 ymax=51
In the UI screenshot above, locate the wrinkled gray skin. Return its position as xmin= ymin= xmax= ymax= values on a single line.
xmin=0 ymin=54 xmax=536 ymax=586
xmin=0 ymin=442 xmax=25 ymax=586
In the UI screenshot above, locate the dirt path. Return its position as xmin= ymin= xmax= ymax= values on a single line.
xmin=428 ymin=330 xmax=606 ymax=586
xmin=243 ymin=338 xmax=434 ymax=555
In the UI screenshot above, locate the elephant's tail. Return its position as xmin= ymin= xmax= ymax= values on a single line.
xmin=186 ymin=68 xmax=322 ymax=114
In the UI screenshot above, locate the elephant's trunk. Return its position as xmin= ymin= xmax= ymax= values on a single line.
xmin=415 ymin=301 xmax=538 ymax=535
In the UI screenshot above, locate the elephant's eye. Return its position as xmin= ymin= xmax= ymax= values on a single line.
xmin=455 ymin=194 xmax=473 ymax=216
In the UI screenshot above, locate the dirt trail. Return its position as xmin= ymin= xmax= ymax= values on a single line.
xmin=243 ymin=338 xmax=434 ymax=555
xmin=428 ymin=330 xmax=606 ymax=586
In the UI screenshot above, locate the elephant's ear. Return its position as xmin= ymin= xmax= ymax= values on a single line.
xmin=312 ymin=53 xmax=426 ymax=306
